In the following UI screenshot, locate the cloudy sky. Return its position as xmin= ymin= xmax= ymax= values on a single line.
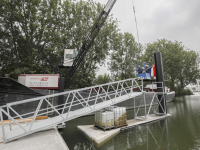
xmin=95 ymin=0 xmax=200 ymax=75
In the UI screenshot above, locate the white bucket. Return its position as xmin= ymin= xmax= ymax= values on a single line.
xmin=99 ymin=111 xmax=114 ymax=127
xmin=113 ymin=107 xmax=126 ymax=126
xmin=95 ymin=110 xmax=104 ymax=125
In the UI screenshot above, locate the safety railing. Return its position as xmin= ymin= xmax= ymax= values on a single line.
xmin=0 ymin=78 xmax=142 ymax=143
xmin=133 ymin=81 xmax=167 ymax=121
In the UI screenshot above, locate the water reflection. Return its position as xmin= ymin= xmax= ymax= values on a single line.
xmin=62 ymin=95 xmax=200 ymax=150
xmin=98 ymin=119 xmax=169 ymax=150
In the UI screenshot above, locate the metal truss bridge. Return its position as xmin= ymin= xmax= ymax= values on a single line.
xmin=0 ymin=78 xmax=167 ymax=143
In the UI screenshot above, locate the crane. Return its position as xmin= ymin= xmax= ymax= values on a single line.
xmin=38 ymin=0 xmax=117 ymax=88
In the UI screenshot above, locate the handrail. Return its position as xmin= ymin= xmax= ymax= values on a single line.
xmin=0 ymin=78 xmax=137 ymax=108
xmin=0 ymin=78 xmax=170 ymax=143
xmin=0 ymin=78 xmax=142 ymax=143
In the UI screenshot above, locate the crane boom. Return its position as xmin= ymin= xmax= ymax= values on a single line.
xmin=65 ymin=0 xmax=117 ymax=87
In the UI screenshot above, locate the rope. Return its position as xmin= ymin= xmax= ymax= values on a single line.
xmin=131 ymin=0 xmax=141 ymax=57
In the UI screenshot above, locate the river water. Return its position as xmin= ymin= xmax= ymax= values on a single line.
xmin=60 ymin=93 xmax=200 ymax=150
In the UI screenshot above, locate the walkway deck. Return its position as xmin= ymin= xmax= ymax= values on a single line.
xmin=4 ymin=92 xmax=142 ymax=143
xmin=0 ymin=123 xmax=69 ymax=150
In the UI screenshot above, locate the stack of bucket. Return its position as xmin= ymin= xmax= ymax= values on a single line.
xmin=95 ymin=106 xmax=127 ymax=130
xmin=105 ymin=107 xmax=127 ymax=127
xmin=95 ymin=110 xmax=114 ymax=130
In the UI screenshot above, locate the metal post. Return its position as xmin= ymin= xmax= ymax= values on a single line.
xmin=142 ymin=79 xmax=143 ymax=92
xmin=58 ymin=77 xmax=65 ymax=114
xmin=44 ymin=99 xmax=64 ymax=120
xmin=144 ymin=93 xmax=146 ymax=120
xmin=134 ymin=97 xmax=136 ymax=119
xmin=87 ymin=89 xmax=93 ymax=106
xmin=94 ymin=87 xmax=105 ymax=102
xmin=119 ymin=81 xmax=124 ymax=96
xmin=29 ymin=99 xmax=44 ymax=131
xmin=8 ymin=106 xmax=29 ymax=125
xmin=61 ymin=93 xmax=71 ymax=114
xmin=146 ymin=124 xmax=148 ymax=150
xmin=115 ymin=82 xmax=120 ymax=101
xmin=131 ymin=79 xmax=133 ymax=94
xmin=7 ymin=106 xmax=12 ymax=131
xmin=93 ymin=87 xmax=101 ymax=109
xmin=154 ymin=52 xmax=167 ymax=114
xmin=1 ymin=109 xmax=27 ymax=133
xmin=66 ymin=95 xmax=75 ymax=119
xmin=0 ymin=92 xmax=7 ymax=120
xmin=147 ymin=93 xmax=156 ymax=116
xmin=57 ymin=77 xmax=65 ymax=128
xmin=0 ymin=109 xmax=6 ymax=143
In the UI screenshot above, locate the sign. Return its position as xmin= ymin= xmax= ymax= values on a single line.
xmin=18 ymin=74 xmax=60 ymax=89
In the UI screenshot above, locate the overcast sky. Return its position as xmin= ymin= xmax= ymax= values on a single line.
xmin=95 ymin=0 xmax=200 ymax=75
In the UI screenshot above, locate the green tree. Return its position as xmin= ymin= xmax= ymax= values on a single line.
xmin=95 ymin=73 xmax=110 ymax=85
xmin=0 ymin=0 xmax=63 ymax=78
xmin=0 ymin=0 xmax=119 ymax=89
xmin=109 ymin=32 xmax=141 ymax=80
xmin=178 ymin=50 xmax=200 ymax=88
xmin=142 ymin=39 xmax=200 ymax=91
xmin=61 ymin=0 xmax=119 ymax=88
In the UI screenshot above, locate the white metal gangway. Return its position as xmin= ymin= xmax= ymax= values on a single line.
xmin=0 ymin=78 xmax=145 ymax=143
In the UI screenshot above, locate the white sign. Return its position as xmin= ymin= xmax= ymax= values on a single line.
xmin=18 ymin=74 xmax=60 ymax=89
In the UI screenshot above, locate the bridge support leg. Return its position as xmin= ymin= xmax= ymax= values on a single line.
xmin=154 ymin=52 xmax=167 ymax=114
xmin=58 ymin=77 xmax=65 ymax=113
xmin=57 ymin=77 xmax=66 ymax=129
xmin=134 ymin=97 xmax=136 ymax=119
xmin=0 ymin=93 xmax=7 ymax=120
xmin=0 ymin=77 xmax=7 ymax=120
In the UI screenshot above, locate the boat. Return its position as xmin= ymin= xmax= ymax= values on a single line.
xmin=115 ymin=84 xmax=175 ymax=109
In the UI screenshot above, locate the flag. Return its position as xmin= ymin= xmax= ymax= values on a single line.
xmin=151 ymin=65 xmax=156 ymax=77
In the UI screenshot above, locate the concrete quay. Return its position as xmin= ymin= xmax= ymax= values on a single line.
xmin=78 ymin=114 xmax=170 ymax=147
xmin=0 ymin=124 xmax=69 ymax=150
xmin=78 ymin=125 xmax=120 ymax=147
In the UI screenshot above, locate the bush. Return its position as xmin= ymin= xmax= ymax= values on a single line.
xmin=175 ymin=87 xmax=193 ymax=96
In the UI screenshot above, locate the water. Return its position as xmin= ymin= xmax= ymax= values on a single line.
xmin=60 ymin=94 xmax=200 ymax=150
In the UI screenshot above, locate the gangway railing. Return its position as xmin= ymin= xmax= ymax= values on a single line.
xmin=0 ymin=78 xmax=143 ymax=143
xmin=133 ymin=81 xmax=167 ymax=121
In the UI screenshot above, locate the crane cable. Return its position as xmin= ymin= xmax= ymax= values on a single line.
xmin=131 ymin=0 xmax=141 ymax=55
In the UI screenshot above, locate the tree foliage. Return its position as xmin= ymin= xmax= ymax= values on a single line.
xmin=0 ymin=0 xmax=63 ymax=77
xmin=0 ymin=0 xmax=119 ymax=89
xmin=1 ymin=0 xmax=199 ymax=93
xmin=142 ymin=39 xmax=200 ymax=90
xmin=61 ymin=0 xmax=119 ymax=88
xmin=109 ymin=32 xmax=141 ymax=80
xmin=95 ymin=73 xmax=110 ymax=85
